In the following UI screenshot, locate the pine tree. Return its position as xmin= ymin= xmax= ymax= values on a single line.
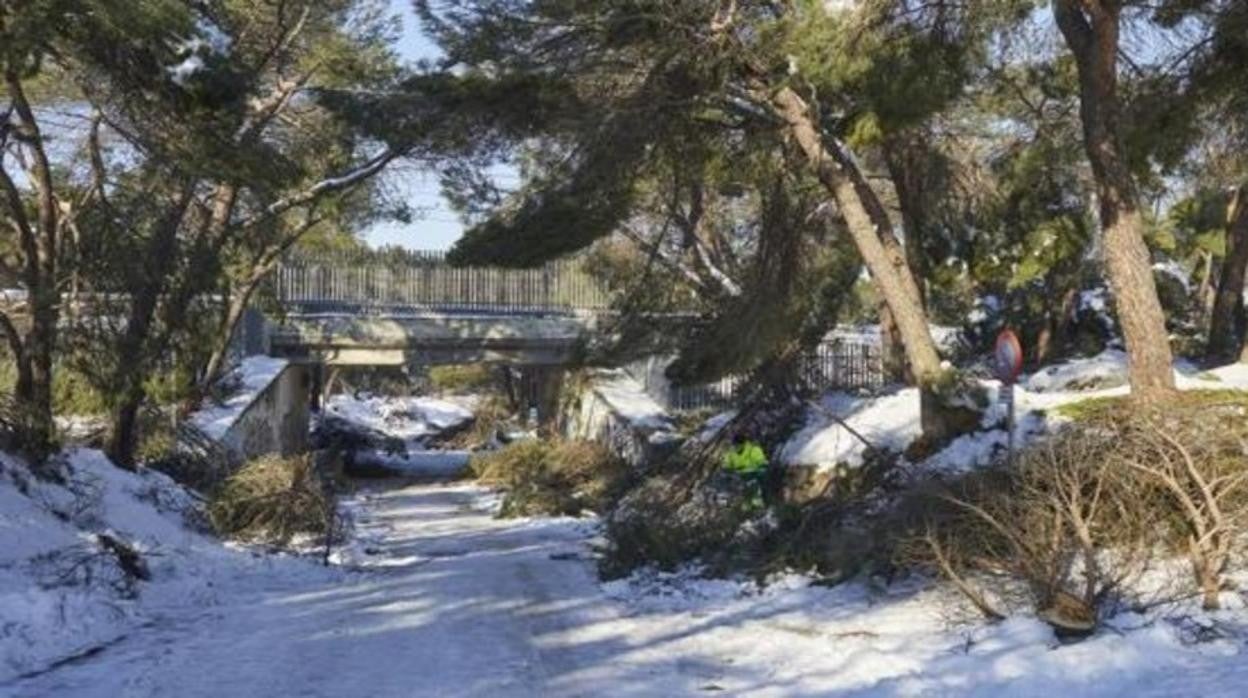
xmin=1053 ymin=0 xmax=1177 ymax=399
xmin=410 ymin=0 xmax=1032 ymax=441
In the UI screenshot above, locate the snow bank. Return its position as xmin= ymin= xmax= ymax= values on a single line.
xmin=323 ymin=394 xmax=475 ymax=445
xmin=780 ymin=355 xmax=1248 ymax=473
xmin=1025 ymin=349 xmax=1128 ymax=392
xmin=0 ymin=449 xmax=337 ymax=682
xmin=780 ymin=389 xmax=923 ymax=469
xmin=322 ymin=394 xmax=476 ymax=478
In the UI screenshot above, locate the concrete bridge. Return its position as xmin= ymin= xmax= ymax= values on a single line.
xmin=269 ymin=310 xmax=601 ymax=367
xmin=266 ymin=251 xmax=612 ymax=369
xmin=259 ymin=252 xmax=883 ymax=406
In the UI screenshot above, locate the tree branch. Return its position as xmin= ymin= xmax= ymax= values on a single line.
xmin=1054 ymin=0 xmax=1095 ymax=59
xmin=237 ymin=65 xmax=320 ymax=143
xmin=5 ymin=70 xmax=58 ymax=259
xmin=0 ymin=306 xmax=25 ymax=363
xmin=0 ymin=163 xmax=37 ymax=283
xmin=233 ymin=149 xmax=398 ymax=230
xmin=618 ymin=222 xmax=715 ymax=295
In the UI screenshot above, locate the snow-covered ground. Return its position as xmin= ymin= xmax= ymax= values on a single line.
xmin=8 ymin=356 xmax=1248 ymax=695
xmin=321 ymin=393 xmax=476 ymax=477
xmin=7 ymin=468 xmax=1248 ymax=697
xmin=323 ymin=393 xmax=477 ymax=444
xmin=780 ymin=351 xmax=1246 ymax=473
xmin=0 ymin=449 xmax=342 ymax=685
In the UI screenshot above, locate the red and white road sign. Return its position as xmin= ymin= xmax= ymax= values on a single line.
xmin=994 ymin=329 xmax=1024 ymax=385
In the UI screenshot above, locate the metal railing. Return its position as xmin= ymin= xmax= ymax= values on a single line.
xmin=642 ymin=339 xmax=886 ymax=412
xmin=274 ymin=250 xmax=611 ymax=315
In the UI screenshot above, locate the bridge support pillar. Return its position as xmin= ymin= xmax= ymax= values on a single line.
xmin=308 ymin=362 xmax=324 ymax=413
xmin=506 ymin=365 xmax=566 ymax=426
xmin=534 ymin=367 xmax=565 ymax=427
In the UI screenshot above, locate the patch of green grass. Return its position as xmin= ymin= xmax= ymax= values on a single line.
xmin=1053 ymin=395 xmax=1125 ymax=422
xmin=428 ymin=364 xmax=495 ymax=394
xmin=52 ymin=367 xmax=109 ymax=416
xmin=0 ymin=355 xmax=15 ymax=394
xmin=1055 ymin=388 xmax=1248 ymax=423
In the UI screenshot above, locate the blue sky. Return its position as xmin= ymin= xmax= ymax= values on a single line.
xmin=362 ymin=0 xmax=464 ymax=251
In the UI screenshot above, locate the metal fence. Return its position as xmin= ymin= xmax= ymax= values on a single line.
xmin=649 ymin=339 xmax=886 ymax=412
xmin=274 ymin=250 xmax=611 ymax=314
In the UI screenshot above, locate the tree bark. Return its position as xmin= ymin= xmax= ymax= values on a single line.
xmin=1055 ymin=0 xmax=1176 ymax=400
xmin=767 ymin=85 xmax=944 ymax=386
xmin=1196 ymin=250 xmax=1216 ymax=318
xmin=879 ymin=303 xmax=910 ymax=383
xmin=3 ymin=70 xmax=61 ymax=458
xmin=881 ymin=131 xmax=933 ymax=308
xmin=106 ymin=398 xmax=144 ymax=471
xmin=1207 ymin=186 xmax=1248 ymax=363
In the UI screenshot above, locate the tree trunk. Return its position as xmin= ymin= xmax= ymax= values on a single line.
xmin=1035 ymin=287 xmax=1078 ymax=366
xmin=879 ymin=304 xmax=909 ymax=383
xmin=21 ymin=288 xmax=56 ymax=458
xmin=763 ymin=85 xmax=984 ymax=445
xmin=106 ymin=392 xmax=144 ymax=470
xmin=1054 ymin=0 xmax=1176 ymax=401
xmin=1196 ymin=250 xmax=1215 ymax=317
xmin=768 ymin=86 xmax=944 ymax=386
xmin=882 ymin=132 xmax=932 ymax=308
xmin=104 ymin=190 xmax=191 ymax=468
xmin=3 ymin=70 xmax=61 ymax=460
xmin=105 ymin=291 xmax=163 ymax=469
xmin=1207 ymin=186 xmax=1248 ymax=363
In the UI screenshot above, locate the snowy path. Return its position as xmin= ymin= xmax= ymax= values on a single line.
xmin=7 ymin=483 xmax=716 ymax=697
xmin=9 ymin=480 xmax=1248 ymax=697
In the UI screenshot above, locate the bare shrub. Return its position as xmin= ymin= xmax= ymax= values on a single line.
xmin=445 ymin=394 xmax=515 ymax=450
xmin=34 ymin=534 xmax=151 ymax=599
xmin=1097 ymin=396 xmax=1248 ymax=610
xmin=472 ymin=438 xmax=630 ymax=518
xmin=208 ymin=454 xmax=338 ymax=546
xmin=909 ymin=391 xmax=1248 ymax=632
xmin=905 ymin=426 xmax=1154 ymax=635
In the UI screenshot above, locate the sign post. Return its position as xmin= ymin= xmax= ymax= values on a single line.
xmin=993 ymin=329 xmax=1024 ymax=465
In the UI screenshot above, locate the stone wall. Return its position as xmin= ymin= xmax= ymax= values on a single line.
xmin=559 ymin=370 xmax=680 ymax=467
xmin=216 ymin=363 xmax=311 ymax=464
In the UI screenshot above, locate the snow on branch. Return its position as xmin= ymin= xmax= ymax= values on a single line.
xmin=234 ymin=150 xmax=398 ymax=231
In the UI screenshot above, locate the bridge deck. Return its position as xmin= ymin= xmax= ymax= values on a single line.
xmin=270 ymin=310 xmax=599 ymax=366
